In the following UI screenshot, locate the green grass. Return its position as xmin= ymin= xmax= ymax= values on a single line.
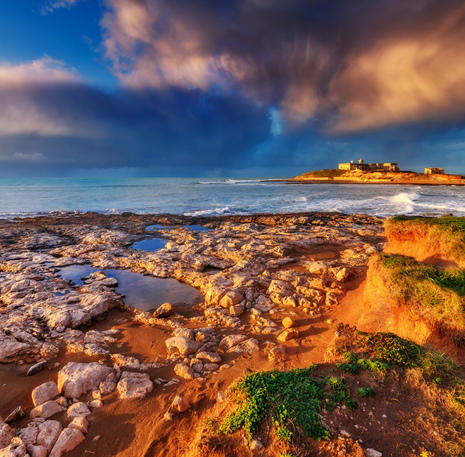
xmin=337 ymin=331 xmax=457 ymax=383
xmin=377 ymin=254 xmax=465 ymax=340
xmin=218 ymin=366 xmax=355 ymax=445
xmin=387 ymin=216 xmax=465 ymax=261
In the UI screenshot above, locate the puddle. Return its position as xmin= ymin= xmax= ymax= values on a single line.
xmin=58 ymin=265 xmax=201 ymax=312
xmin=146 ymin=224 xmax=173 ymax=231
xmin=185 ymin=224 xmax=211 ymax=231
xmin=131 ymin=238 xmax=167 ymax=252
xmin=146 ymin=224 xmax=211 ymax=232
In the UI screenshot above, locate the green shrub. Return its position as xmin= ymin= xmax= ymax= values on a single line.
xmin=218 ymin=367 xmax=356 ymax=443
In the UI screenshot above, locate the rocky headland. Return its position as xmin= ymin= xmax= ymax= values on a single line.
xmin=286 ymin=169 xmax=465 ymax=185
xmin=0 ymin=212 xmax=464 ymax=457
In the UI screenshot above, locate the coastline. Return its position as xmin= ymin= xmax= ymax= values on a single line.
xmin=266 ymin=178 xmax=465 ymax=186
xmin=1 ymin=211 xmax=464 ymax=457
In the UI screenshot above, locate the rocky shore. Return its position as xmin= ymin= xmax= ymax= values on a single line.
xmin=1 ymin=211 xmax=463 ymax=457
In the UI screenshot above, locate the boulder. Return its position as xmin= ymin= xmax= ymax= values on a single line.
xmin=196 ymin=351 xmax=222 ymax=363
xmin=0 ymin=337 xmax=29 ymax=364
xmin=229 ymin=304 xmax=244 ymax=316
xmin=0 ymin=419 xmax=13 ymax=449
xmin=174 ymin=363 xmax=195 ymax=380
xmin=99 ymin=375 xmax=116 ymax=395
xmin=30 ymin=401 xmax=65 ymax=419
xmin=57 ymin=362 xmax=113 ymax=399
xmin=17 ymin=423 xmax=38 ymax=451
xmin=36 ymin=420 xmax=62 ymax=453
xmin=32 ymin=381 xmax=59 ymax=407
xmin=153 ymin=302 xmax=174 ymax=318
xmin=66 ymin=402 xmax=91 ymax=418
xmin=219 ymin=290 xmax=243 ymax=308
xmin=0 ymin=437 xmax=27 ymax=457
xmin=282 ymin=317 xmax=295 ymax=328
xmin=29 ymin=445 xmax=47 ymax=457
xmin=68 ymin=417 xmax=88 ymax=434
xmin=277 ymin=329 xmax=299 ymax=343
xmin=219 ymin=334 xmax=247 ymax=350
xmin=204 ymin=287 xmax=226 ymax=306
xmin=227 ymin=338 xmax=259 ymax=353
xmin=117 ymin=372 xmax=154 ymax=399
xmin=165 ymin=336 xmax=199 ymax=356
xmin=110 ymin=354 xmax=140 ymax=369
xmin=49 ymin=428 xmax=85 ymax=457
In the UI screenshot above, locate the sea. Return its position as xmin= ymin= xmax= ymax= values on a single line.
xmin=0 ymin=177 xmax=464 ymax=219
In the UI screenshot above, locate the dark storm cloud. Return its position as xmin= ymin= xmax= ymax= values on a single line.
xmin=2 ymin=0 xmax=465 ymax=175
xmin=102 ymin=0 xmax=465 ymax=133
xmin=0 ymin=75 xmax=271 ymax=174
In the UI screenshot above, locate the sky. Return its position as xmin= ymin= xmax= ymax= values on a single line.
xmin=0 ymin=0 xmax=465 ymax=177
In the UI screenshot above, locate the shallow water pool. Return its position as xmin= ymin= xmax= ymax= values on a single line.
xmin=145 ymin=224 xmax=211 ymax=232
xmin=58 ymin=265 xmax=201 ymax=311
xmin=131 ymin=238 xmax=167 ymax=252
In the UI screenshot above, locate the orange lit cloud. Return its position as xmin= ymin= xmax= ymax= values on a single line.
xmin=101 ymin=0 xmax=465 ymax=134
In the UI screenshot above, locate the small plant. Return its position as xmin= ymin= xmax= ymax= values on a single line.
xmin=357 ymin=387 xmax=374 ymax=397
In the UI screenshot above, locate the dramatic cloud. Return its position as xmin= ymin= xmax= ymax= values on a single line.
xmin=101 ymin=0 xmax=465 ymax=133
xmin=1 ymin=0 xmax=465 ymax=176
xmin=0 ymin=57 xmax=87 ymax=136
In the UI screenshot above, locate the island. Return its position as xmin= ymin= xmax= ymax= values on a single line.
xmin=287 ymin=158 xmax=465 ymax=185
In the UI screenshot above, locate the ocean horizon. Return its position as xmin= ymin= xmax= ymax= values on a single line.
xmin=1 ymin=176 xmax=464 ymax=218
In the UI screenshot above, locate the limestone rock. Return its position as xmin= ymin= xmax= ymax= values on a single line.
xmin=30 ymin=401 xmax=65 ymax=419
xmin=165 ymin=336 xmax=199 ymax=356
xmin=17 ymin=423 xmax=38 ymax=451
xmin=110 ymin=353 xmax=140 ymax=369
xmin=196 ymin=351 xmax=221 ymax=363
xmin=0 ymin=337 xmax=29 ymax=363
xmin=49 ymin=428 xmax=85 ymax=457
xmin=0 ymin=419 xmax=13 ymax=449
xmin=227 ymin=338 xmax=259 ymax=353
xmin=58 ymin=362 xmax=113 ymax=399
xmin=32 ymin=381 xmax=59 ymax=407
xmin=0 ymin=437 xmax=27 ymax=457
xmin=282 ymin=317 xmax=295 ymax=328
xmin=277 ymin=329 xmax=299 ymax=343
xmin=219 ymin=334 xmax=247 ymax=350
xmin=174 ymin=363 xmax=195 ymax=380
xmin=29 ymin=445 xmax=47 ymax=457
xmin=36 ymin=420 xmax=62 ymax=453
xmin=219 ymin=290 xmax=243 ymax=308
xmin=68 ymin=417 xmax=88 ymax=434
xmin=170 ymin=395 xmax=190 ymax=413
xmin=153 ymin=302 xmax=174 ymax=318
xmin=67 ymin=402 xmax=91 ymax=418
xmin=117 ymin=372 xmax=153 ymax=399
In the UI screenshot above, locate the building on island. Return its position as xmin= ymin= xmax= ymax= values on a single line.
xmin=338 ymin=158 xmax=399 ymax=172
xmin=424 ymin=167 xmax=445 ymax=175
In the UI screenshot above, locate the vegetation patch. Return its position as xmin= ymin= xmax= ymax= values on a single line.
xmin=217 ymin=366 xmax=355 ymax=454
xmin=387 ymin=215 xmax=465 ymax=261
xmin=207 ymin=329 xmax=465 ymax=457
xmin=377 ymin=253 xmax=465 ymax=342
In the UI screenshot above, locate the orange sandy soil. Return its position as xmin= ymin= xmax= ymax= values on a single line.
xmin=1 ymin=243 xmax=464 ymax=457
